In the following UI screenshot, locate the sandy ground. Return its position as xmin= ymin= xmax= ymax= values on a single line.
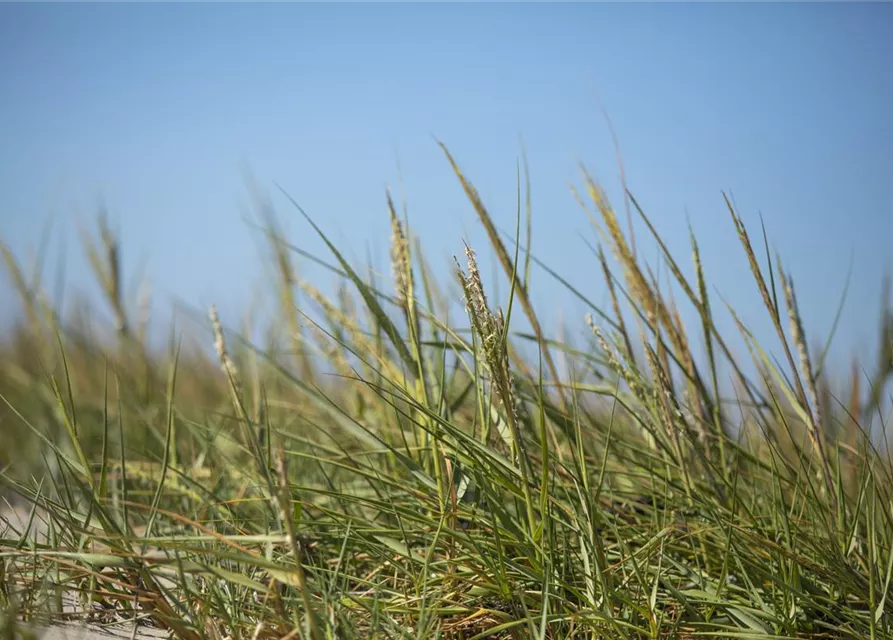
xmin=35 ymin=624 xmax=169 ymax=640
xmin=2 ymin=503 xmax=172 ymax=640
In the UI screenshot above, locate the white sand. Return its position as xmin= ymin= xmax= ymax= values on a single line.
xmin=3 ymin=504 xmax=172 ymax=640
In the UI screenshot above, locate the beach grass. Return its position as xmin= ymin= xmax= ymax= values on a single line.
xmin=2 ymin=144 xmax=893 ymax=639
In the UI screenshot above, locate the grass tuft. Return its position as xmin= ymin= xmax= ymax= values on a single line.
xmin=1 ymin=143 xmax=892 ymax=639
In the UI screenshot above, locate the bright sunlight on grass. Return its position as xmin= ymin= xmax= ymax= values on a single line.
xmin=2 ymin=144 xmax=893 ymax=639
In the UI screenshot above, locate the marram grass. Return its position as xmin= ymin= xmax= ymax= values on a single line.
xmin=1 ymin=145 xmax=893 ymax=639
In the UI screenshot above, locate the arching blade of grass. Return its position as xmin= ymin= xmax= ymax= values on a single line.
xmin=438 ymin=141 xmax=566 ymax=411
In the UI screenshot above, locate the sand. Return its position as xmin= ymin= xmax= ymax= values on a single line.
xmin=2 ymin=503 xmax=172 ymax=640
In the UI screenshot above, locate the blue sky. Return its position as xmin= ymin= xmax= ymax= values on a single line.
xmin=1 ymin=3 xmax=891 ymax=382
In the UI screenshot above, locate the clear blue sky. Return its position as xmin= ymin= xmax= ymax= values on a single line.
xmin=1 ymin=3 xmax=891 ymax=380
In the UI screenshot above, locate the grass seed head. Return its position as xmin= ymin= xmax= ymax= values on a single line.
xmin=388 ymin=192 xmax=412 ymax=309
xmin=210 ymin=304 xmax=239 ymax=382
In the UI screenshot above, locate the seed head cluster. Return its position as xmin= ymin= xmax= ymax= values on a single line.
xmin=210 ymin=304 xmax=239 ymax=382
xmin=457 ymin=245 xmax=526 ymax=457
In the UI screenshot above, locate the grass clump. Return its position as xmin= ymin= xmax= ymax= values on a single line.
xmin=1 ymin=144 xmax=893 ymax=639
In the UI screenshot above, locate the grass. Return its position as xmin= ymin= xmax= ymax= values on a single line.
xmin=1 ymin=144 xmax=893 ymax=639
